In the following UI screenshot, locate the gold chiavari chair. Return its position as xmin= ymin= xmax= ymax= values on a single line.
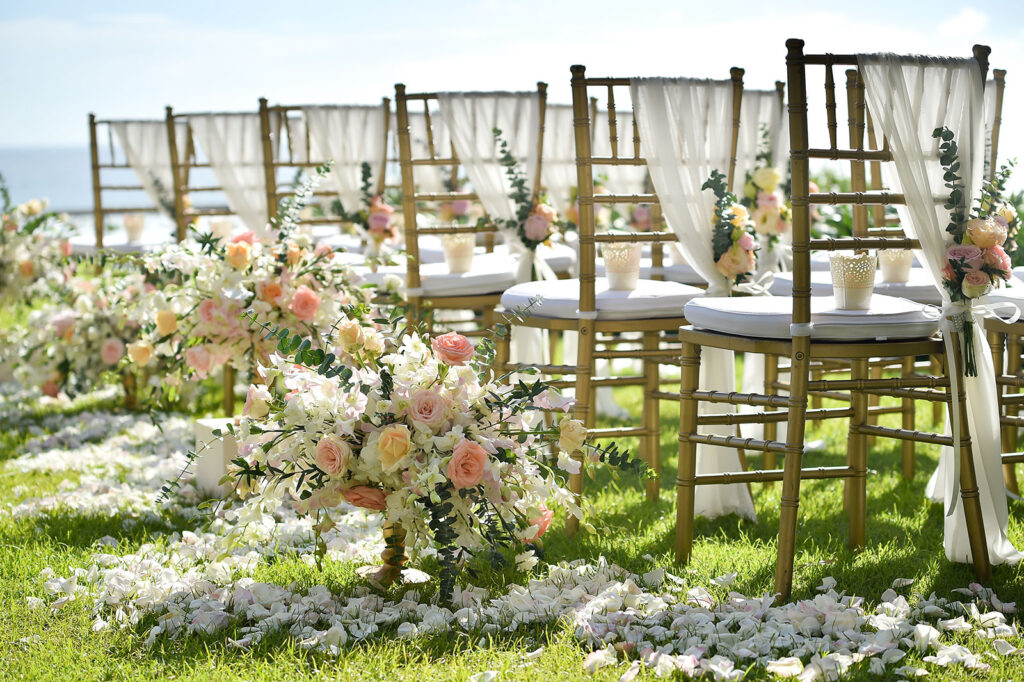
xmin=393 ymin=82 xmax=548 ymax=337
xmin=496 ymin=66 xmax=747 ymax=534
xmin=258 ymin=97 xmax=390 ymax=238
xmin=88 ymin=114 xmax=180 ymax=250
xmin=675 ymin=40 xmax=994 ymax=600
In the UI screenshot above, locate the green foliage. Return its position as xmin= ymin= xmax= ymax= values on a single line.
xmin=488 ymin=128 xmax=544 ymax=250
xmin=272 ymin=162 xmax=332 ymax=240
xmin=932 ymin=127 xmax=966 ymax=239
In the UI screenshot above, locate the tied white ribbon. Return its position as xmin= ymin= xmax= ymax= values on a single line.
xmin=938 ymin=298 xmax=1020 ymax=515
xmin=733 ymin=270 xmax=776 ymax=297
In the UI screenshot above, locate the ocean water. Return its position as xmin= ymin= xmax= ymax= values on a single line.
xmin=0 ymin=146 xmax=94 ymax=213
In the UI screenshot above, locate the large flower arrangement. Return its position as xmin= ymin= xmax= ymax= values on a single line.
xmin=705 ymin=170 xmax=758 ymax=289
xmin=219 ymin=314 xmax=644 ymax=601
xmin=934 ymin=127 xmax=1017 ymax=376
xmin=0 ymin=180 xmax=73 ymax=302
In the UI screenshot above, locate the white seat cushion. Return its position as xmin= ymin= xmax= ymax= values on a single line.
xmin=770 ymin=268 xmax=941 ymax=305
xmin=501 ymin=278 xmax=702 ymax=320
xmin=684 ymin=294 xmax=940 ymax=341
xmin=355 ymin=252 xmax=518 ymax=296
xmin=595 ymin=257 xmax=707 ymax=286
xmin=983 ymin=278 xmax=1024 ymax=315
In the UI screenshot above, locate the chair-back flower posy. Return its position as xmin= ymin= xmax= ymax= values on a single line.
xmin=706 ymin=170 xmax=759 ymax=291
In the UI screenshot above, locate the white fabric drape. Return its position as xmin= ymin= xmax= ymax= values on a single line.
xmin=860 ymin=54 xmax=1021 ymax=565
xmin=281 ymin=115 xmax=308 ymax=164
xmin=188 ymin=114 xmax=269 ymax=238
xmin=592 ymin=110 xmax=650 ymax=194
xmin=111 ymin=121 xmax=188 ymax=219
xmin=398 ymin=110 xmax=453 ymax=194
xmin=303 ymin=106 xmax=386 ymax=214
xmin=541 ymin=105 xmax=576 ymax=213
xmin=631 ymin=77 xmax=756 ymax=520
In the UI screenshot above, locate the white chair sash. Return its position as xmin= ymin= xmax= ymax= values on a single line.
xmin=111 ymin=120 xmax=188 ymax=219
xmin=303 ymin=105 xmax=386 ymax=214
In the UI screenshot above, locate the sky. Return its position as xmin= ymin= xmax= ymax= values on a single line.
xmin=2 ymin=1 xmax=1024 ymax=152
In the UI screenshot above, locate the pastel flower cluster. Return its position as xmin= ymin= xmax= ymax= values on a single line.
xmin=744 ymin=165 xmax=792 ymax=242
xmin=0 ymin=193 xmax=73 ymax=303
xmin=706 ymin=170 xmax=758 ymax=287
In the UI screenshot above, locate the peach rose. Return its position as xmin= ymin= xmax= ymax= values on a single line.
xmin=315 ymin=435 xmax=351 ymax=476
xmin=60 ymin=240 xmax=72 ymax=257
xmin=377 ymin=424 xmax=412 ymax=472
xmin=288 ymin=286 xmax=322 ymax=322
xmin=524 ymin=503 xmax=554 ymax=543
xmin=534 ymin=203 xmax=558 ymax=223
xmin=41 ymin=379 xmax=60 ymax=398
xmin=155 ymin=309 xmax=178 ymax=336
xmin=984 ymin=245 xmax=1012 ymax=278
xmin=198 ymin=299 xmax=218 ymax=323
xmin=17 ymin=260 xmax=33 ymax=278
xmin=941 ymin=261 xmax=957 ymax=281
xmin=185 ymin=345 xmax=214 ymax=377
xmin=101 ymin=338 xmax=125 ymax=366
xmin=286 ymin=243 xmax=305 ymax=265
xmin=127 ymin=340 xmax=153 ymax=366
xmin=226 ymin=241 xmax=251 ymax=269
xmin=962 ymin=270 xmax=992 ymax=298
xmin=966 ymin=217 xmax=1007 ymax=249
xmin=343 ymin=486 xmax=387 ymax=511
xmin=335 ymin=318 xmax=363 ymax=351
xmin=408 ymin=389 xmax=449 ymax=430
xmin=258 ymin=280 xmax=283 ymax=303
xmin=431 ymin=331 xmax=474 ymax=366
xmin=446 ymin=438 xmax=489 ymax=489
xmin=232 ymin=231 xmax=257 ymax=244
xmin=716 ymin=246 xmax=755 ymax=279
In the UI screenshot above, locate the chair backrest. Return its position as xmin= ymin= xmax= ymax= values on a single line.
xmin=258 ymin=98 xmax=391 ymax=228
xmin=165 ymin=107 xmax=269 ymax=240
xmin=88 ymin=115 xmax=181 ymax=248
xmin=785 ymin=38 xmax=990 ymax=329
xmin=393 ymin=83 xmax=547 ymax=296
xmin=569 ymin=65 xmax=745 ymax=312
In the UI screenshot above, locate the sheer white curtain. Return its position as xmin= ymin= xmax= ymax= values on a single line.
xmin=188 ymin=114 xmax=270 ymax=238
xmin=860 ymin=53 xmax=1021 ymax=564
xmin=303 ymin=106 xmax=386 ymax=214
xmin=400 ymin=110 xmax=452 ymax=193
xmin=282 ymin=115 xmax=308 ymax=164
xmin=111 ymin=121 xmax=188 ymax=219
xmin=631 ymin=77 xmax=756 ymax=520
xmin=541 ymin=104 xmax=576 ymax=214
xmin=592 ymin=110 xmax=649 ymax=194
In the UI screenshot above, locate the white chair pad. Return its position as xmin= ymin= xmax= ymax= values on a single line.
xmin=595 ymin=258 xmax=707 ymax=286
xmin=684 ymin=294 xmax=940 ymax=341
xmin=355 ymin=252 xmax=518 ymax=296
xmin=984 ymin=278 xmax=1024 ymax=315
xmin=501 ymin=278 xmax=701 ymax=320
xmin=770 ymin=268 xmax=941 ymax=305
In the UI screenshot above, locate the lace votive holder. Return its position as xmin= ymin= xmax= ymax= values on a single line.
xmin=602 ymin=241 xmax=643 ymax=291
xmin=878 ymin=248 xmax=914 ymax=283
xmin=442 ymin=233 xmax=475 ymax=274
xmin=210 ymin=218 xmax=233 ymax=241
xmin=123 ymin=213 xmax=145 ymax=242
xmin=830 ymin=252 xmax=877 ymax=310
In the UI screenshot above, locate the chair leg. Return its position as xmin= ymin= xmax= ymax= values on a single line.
xmin=675 ymin=340 xmax=701 ymax=564
xmin=901 ymin=357 xmax=916 ymax=480
xmin=1004 ymin=334 xmax=1021 ymax=495
xmin=810 ymin=365 xmax=823 ymax=409
xmin=222 ymin=364 xmax=235 ymax=417
xmin=848 ymin=358 xmax=868 ymax=549
xmin=774 ymin=336 xmax=811 ymax=601
xmin=494 ymin=321 xmax=510 ymax=376
xmin=763 ymin=354 xmax=779 ymax=480
xmin=567 ymin=320 xmax=596 ymax=538
xmin=643 ymin=331 xmax=660 ymax=502
xmin=931 ymin=355 xmax=944 ymax=425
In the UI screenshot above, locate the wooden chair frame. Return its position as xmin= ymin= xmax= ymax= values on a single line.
xmin=88 ymin=114 xmax=171 ymax=249
xmin=675 ymin=40 xmax=994 ymax=600
xmin=393 ymin=82 xmax=548 ymax=336
xmin=494 ymin=65 xmax=745 ymax=535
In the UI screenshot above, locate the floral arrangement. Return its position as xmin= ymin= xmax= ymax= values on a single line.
xmin=742 ymin=126 xmax=791 ymax=247
xmin=214 ymin=311 xmax=644 ymax=601
xmin=0 ymin=179 xmax=73 ymax=302
xmin=934 ymin=127 xmax=1017 ymax=376
xmin=629 ymin=204 xmax=657 ymax=232
xmin=705 ymin=170 xmax=758 ymax=288
xmin=490 ymin=129 xmax=560 ymax=250
xmin=331 ymin=162 xmax=399 ymax=251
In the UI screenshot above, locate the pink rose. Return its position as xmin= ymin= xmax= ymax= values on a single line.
xmin=534 ymin=203 xmax=558 ymax=223
xmin=737 ymin=232 xmax=756 ymax=251
xmin=983 ymin=244 xmax=1011 ymax=279
xmin=446 ymin=438 xmax=489 ymax=489
xmin=962 ymin=269 xmax=992 ymax=298
xmin=41 ymin=379 xmax=60 ymax=397
xmin=232 ymin=231 xmax=257 ymax=244
xmin=431 ymin=331 xmax=474 ymax=366
xmin=198 ymin=299 xmax=218 ymax=324
xmin=185 ymin=345 xmax=214 ymax=377
xmin=315 ymin=436 xmax=351 ymax=476
xmin=368 ymin=211 xmax=391 ymax=232
xmin=524 ymin=504 xmax=554 ymax=543
xmin=408 ymin=389 xmax=449 ymax=430
xmin=314 ymin=243 xmax=333 ymax=258
xmin=941 ymin=261 xmax=956 ymax=281
xmin=60 ymin=240 xmax=72 ymax=257
xmin=288 ymin=285 xmax=322 ymax=322
xmin=524 ymin=214 xmax=551 ymax=242
xmin=101 ymin=338 xmax=124 ymax=366
xmin=630 ymin=204 xmax=652 ymax=230
xmin=450 ymin=199 xmax=471 ymax=216
xmin=756 ymin=191 xmax=781 ymax=209
xmin=946 ymin=244 xmax=984 ymax=270
xmin=343 ymin=485 xmax=387 ymax=511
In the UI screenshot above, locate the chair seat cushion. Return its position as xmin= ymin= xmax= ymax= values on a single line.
xmin=984 ymin=278 xmax=1024 ymax=315
xmin=355 ymin=252 xmax=519 ymax=296
xmin=684 ymin=294 xmax=940 ymax=340
xmin=595 ymin=258 xmax=707 ymax=286
xmin=769 ymin=268 xmax=941 ymax=305
xmin=501 ymin=278 xmax=702 ymax=320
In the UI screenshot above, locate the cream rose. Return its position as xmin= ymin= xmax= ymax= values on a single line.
xmin=243 ymin=384 xmax=272 ymax=418
xmin=335 ymin=318 xmax=363 ymax=350
xmin=752 ymin=166 xmax=782 ymax=192
xmin=962 ymin=270 xmax=992 ymax=298
xmin=966 ymin=217 xmax=1007 ymax=249
xmin=126 ymin=340 xmax=154 ymax=366
xmin=408 ymin=389 xmax=449 ymax=430
xmin=558 ymin=416 xmax=587 ymax=453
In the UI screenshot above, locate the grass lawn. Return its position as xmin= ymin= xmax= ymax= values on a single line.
xmin=1 ymin=378 xmax=1022 ymax=681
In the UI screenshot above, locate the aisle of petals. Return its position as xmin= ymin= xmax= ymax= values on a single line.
xmin=3 ymin=403 xmax=1022 ymax=679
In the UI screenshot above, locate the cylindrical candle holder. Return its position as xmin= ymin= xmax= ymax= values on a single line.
xmin=830 ymin=252 xmax=877 ymax=310
xmin=878 ymin=248 xmax=914 ymax=283
xmin=210 ymin=218 xmax=234 ymax=241
xmin=442 ymin=233 xmax=475 ymax=274
xmin=602 ymin=242 xmax=643 ymax=291
xmin=124 ymin=213 xmax=145 ymax=242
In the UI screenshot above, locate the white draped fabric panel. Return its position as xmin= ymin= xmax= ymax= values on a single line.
xmin=399 ymin=111 xmax=453 ymax=194
xmin=188 ymin=114 xmax=270 ymax=238
xmin=631 ymin=77 xmax=756 ymax=520
xmin=303 ymin=106 xmax=386 ymax=214
xmin=282 ymin=115 xmax=308 ymax=164
xmin=859 ymin=54 xmax=1021 ymax=565
xmin=592 ymin=110 xmax=649 ymax=194
xmin=541 ymin=105 xmax=576 ymax=213
xmin=111 ymin=121 xmax=189 ymax=219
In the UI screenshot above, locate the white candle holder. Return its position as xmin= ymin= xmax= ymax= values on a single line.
xmin=193 ymin=418 xmax=237 ymax=497
xmin=123 ymin=213 xmax=145 ymax=242
xmin=602 ymin=241 xmax=643 ymax=291
xmin=209 ymin=218 xmax=233 ymax=241
xmin=442 ymin=233 xmax=475 ymax=274
xmin=878 ymin=248 xmax=914 ymax=283
xmin=829 ymin=252 xmax=876 ymax=310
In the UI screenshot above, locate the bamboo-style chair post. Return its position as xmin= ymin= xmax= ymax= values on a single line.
xmin=378 ymin=97 xmax=391 ymax=196
xmin=165 ymin=106 xmax=188 ymax=242
xmin=727 ymin=68 xmax=744 ymax=192
xmin=257 ymin=97 xmax=278 ymax=227
xmin=393 ymin=84 xmax=423 ymax=325
xmin=88 ymin=113 xmax=104 ymax=249
xmin=1005 ymin=335 xmax=1022 ymax=495
xmin=675 ymin=340 xmax=701 ymax=562
xmin=847 ymin=357 xmax=869 ymax=548
xmin=990 ymin=69 xmax=1006 ymax=182
xmin=534 ymin=82 xmax=548 ymax=200
xmin=223 ymin=364 xmax=235 ymax=417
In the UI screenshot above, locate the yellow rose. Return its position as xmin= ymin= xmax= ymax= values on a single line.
xmin=727 ymin=204 xmax=750 ymax=228
xmin=225 ymin=241 xmax=251 ymax=269
xmin=752 ymin=166 xmax=782 ymax=192
xmin=996 ymin=203 xmax=1018 ymax=227
xmin=21 ymin=198 xmax=46 ymax=216
xmin=126 ymin=340 xmax=154 ymax=366
xmin=558 ymin=416 xmax=587 ymax=454
xmin=966 ymin=217 xmax=1006 ymax=249
xmin=17 ymin=260 xmax=33 ymax=278
xmin=335 ymin=318 xmax=363 ymax=351
xmin=155 ymin=309 xmax=178 ymax=336
xmin=377 ymin=424 xmax=412 ymax=472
